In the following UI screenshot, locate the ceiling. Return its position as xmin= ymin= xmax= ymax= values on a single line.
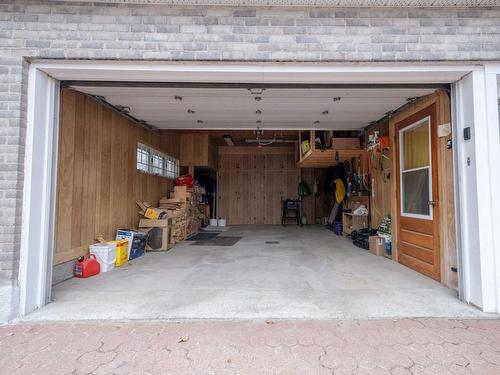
xmin=71 ymin=85 xmax=436 ymax=130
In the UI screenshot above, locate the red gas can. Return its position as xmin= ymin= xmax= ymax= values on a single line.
xmin=74 ymin=254 xmax=100 ymax=278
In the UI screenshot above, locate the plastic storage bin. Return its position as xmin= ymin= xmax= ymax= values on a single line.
xmin=89 ymin=243 xmax=116 ymax=272
xmin=109 ymin=239 xmax=128 ymax=267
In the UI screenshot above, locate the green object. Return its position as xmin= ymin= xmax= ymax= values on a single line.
xmin=298 ymin=181 xmax=311 ymax=197
xmin=378 ymin=215 xmax=392 ymax=235
xmin=301 ymin=140 xmax=311 ymax=155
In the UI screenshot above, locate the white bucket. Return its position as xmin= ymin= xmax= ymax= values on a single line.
xmin=89 ymin=243 xmax=116 ymax=272
xmin=217 ymin=218 xmax=226 ymax=227
xmin=209 ymin=218 xmax=218 ymax=226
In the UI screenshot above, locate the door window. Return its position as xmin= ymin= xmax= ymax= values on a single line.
xmin=399 ymin=116 xmax=432 ymax=219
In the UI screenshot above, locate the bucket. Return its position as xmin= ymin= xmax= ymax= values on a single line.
xmin=209 ymin=218 xmax=218 ymax=226
xmin=218 ymin=218 xmax=226 ymax=227
xmin=89 ymin=243 xmax=116 ymax=272
xmin=109 ymin=239 xmax=128 ymax=267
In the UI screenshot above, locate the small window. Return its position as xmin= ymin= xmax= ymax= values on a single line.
xmin=136 ymin=143 xmax=179 ymax=179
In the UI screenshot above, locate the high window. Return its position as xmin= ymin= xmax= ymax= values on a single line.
xmin=136 ymin=143 xmax=179 ymax=179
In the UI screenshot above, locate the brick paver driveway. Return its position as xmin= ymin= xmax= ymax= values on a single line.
xmin=2 ymin=319 xmax=500 ymax=374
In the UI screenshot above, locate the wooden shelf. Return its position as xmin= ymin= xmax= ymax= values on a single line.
xmin=297 ymin=148 xmax=363 ymax=168
xmin=296 ymin=130 xmax=363 ymax=168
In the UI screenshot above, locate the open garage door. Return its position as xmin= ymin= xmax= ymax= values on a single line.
xmin=19 ymin=62 xmax=500 ymax=318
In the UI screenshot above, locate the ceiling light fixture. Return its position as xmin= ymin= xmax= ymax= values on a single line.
xmin=115 ymin=105 xmax=131 ymax=113
xmin=174 ymin=95 xmax=183 ymax=101
xmin=187 ymin=109 xmax=195 ymax=114
xmin=223 ymin=135 xmax=235 ymax=146
xmin=248 ymin=88 xmax=265 ymax=95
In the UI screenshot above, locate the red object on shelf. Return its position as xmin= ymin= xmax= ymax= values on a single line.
xmin=74 ymin=254 xmax=100 ymax=278
xmin=379 ymin=135 xmax=390 ymax=149
xmin=175 ymin=175 xmax=194 ymax=187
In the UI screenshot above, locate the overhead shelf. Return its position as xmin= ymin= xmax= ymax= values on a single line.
xmin=295 ymin=130 xmax=363 ymax=168
xmin=297 ymin=148 xmax=364 ymax=168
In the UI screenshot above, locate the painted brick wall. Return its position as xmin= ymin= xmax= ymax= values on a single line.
xmin=0 ymin=0 xmax=499 ymax=283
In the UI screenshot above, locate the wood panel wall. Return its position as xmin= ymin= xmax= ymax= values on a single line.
xmin=178 ymin=133 xmax=218 ymax=170
xmin=388 ymin=90 xmax=458 ymax=289
xmin=54 ymin=89 xmax=179 ymax=265
xmin=217 ymin=147 xmax=300 ymax=225
xmin=300 ymin=168 xmax=331 ymax=224
xmin=365 ymin=120 xmax=393 ymax=229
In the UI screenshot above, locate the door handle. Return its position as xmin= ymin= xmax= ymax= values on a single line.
xmin=428 ymin=200 xmax=438 ymax=206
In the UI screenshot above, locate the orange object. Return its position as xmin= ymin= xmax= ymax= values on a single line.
xmin=379 ymin=135 xmax=390 ymax=149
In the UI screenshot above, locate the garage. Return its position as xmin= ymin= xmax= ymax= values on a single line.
xmin=18 ymin=62 xmax=500 ymax=320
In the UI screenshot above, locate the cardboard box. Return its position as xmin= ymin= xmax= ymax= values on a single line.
xmin=139 ymin=218 xmax=171 ymax=228
xmin=331 ymin=137 xmax=361 ymax=150
xmin=116 ymin=229 xmax=147 ymax=260
xmin=369 ymin=236 xmax=386 ymax=256
xmin=139 ymin=218 xmax=172 ymax=251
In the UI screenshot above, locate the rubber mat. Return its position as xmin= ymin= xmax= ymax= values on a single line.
xmin=190 ymin=236 xmax=242 ymax=246
xmin=186 ymin=232 xmax=220 ymax=241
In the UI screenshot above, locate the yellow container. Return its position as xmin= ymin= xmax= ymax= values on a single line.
xmin=109 ymin=240 xmax=128 ymax=267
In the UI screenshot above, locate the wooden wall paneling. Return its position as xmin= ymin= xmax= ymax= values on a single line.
xmin=84 ymin=96 xmax=98 ymax=246
xmin=54 ymin=89 xmax=178 ymax=265
xmin=437 ymin=93 xmax=458 ymax=290
xmin=127 ymin=118 xmax=136 ymax=229
xmin=54 ymin=89 xmax=76 ymax=264
xmin=70 ymin=93 xmax=86 ymax=250
xmin=94 ymin=101 xmax=103 ymax=238
xmin=179 ymin=133 xmax=215 ymax=169
xmin=300 ymin=169 xmax=315 ymax=223
xmin=208 ymin=136 xmax=218 ymax=170
xmin=367 ymin=120 xmax=393 ymax=229
xmin=217 ymin=146 xmax=298 ymax=225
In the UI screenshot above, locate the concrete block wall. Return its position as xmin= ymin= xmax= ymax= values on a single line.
xmin=0 ymin=0 xmax=499 ymax=319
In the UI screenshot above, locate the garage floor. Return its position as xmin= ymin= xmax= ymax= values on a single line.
xmin=25 ymin=226 xmax=489 ymax=321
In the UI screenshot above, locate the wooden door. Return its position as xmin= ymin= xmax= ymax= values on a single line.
xmin=395 ymin=104 xmax=440 ymax=281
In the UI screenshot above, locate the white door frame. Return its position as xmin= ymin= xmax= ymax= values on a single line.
xmin=19 ymin=60 xmax=500 ymax=316
xmin=452 ymin=66 xmax=500 ymax=311
xmin=19 ymin=67 xmax=59 ymax=315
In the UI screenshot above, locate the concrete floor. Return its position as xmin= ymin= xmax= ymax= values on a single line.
xmin=25 ymin=225 xmax=489 ymax=321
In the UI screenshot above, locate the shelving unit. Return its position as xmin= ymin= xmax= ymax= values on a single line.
xmin=296 ymin=130 xmax=364 ymax=168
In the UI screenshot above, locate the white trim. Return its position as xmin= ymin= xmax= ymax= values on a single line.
xmin=452 ymin=67 xmax=500 ymax=312
xmin=19 ymin=68 xmax=59 ymax=315
xmin=32 ymin=60 xmax=478 ymax=85
xmin=398 ymin=115 xmax=433 ymax=220
xmin=48 ymin=0 xmax=500 ymax=7
xmin=401 ymin=166 xmax=429 ymax=173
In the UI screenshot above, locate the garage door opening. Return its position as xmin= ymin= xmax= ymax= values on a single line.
xmin=24 ymin=78 xmax=488 ymax=321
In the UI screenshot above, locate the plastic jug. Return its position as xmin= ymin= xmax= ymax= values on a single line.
xmin=74 ymin=254 xmax=100 ymax=278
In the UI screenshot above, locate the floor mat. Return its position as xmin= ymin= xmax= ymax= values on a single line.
xmin=201 ymin=225 xmax=230 ymax=232
xmin=190 ymin=236 xmax=242 ymax=246
xmin=186 ymin=232 xmax=220 ymax=241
